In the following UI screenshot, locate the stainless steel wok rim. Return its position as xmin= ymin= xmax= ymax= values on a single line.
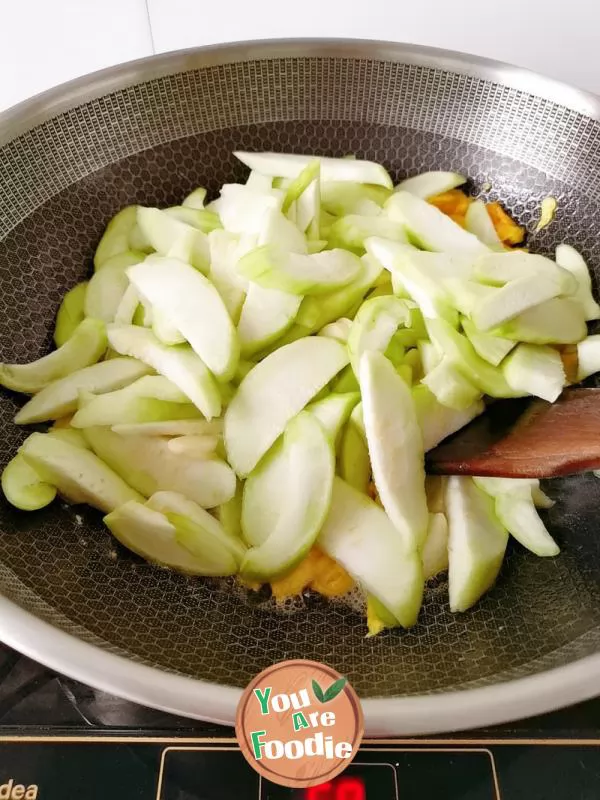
xmin=1 ymin=593 xmax=599 ymax=734
xmin=1 ymin=38 xmax=600 ymax=147
xmin=1 ymin=39 xmax=600 ymax=733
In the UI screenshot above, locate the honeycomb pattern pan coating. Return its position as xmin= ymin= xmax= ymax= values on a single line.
xmin=1 ymin=41 xmax=600 ymax=733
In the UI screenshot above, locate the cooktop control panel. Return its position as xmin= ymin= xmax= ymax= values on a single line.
xmin=1 ymin=736 xmax=599 ymax=799
xmin=158 ymin=744 xmax=498 ymax=798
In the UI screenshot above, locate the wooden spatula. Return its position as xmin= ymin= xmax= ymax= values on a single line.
xmin=426 ymin=388 xmax=600 ymax=478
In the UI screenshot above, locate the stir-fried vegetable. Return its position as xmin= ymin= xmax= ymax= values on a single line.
xmin=2 ymin=152 xmax=594 ymax=634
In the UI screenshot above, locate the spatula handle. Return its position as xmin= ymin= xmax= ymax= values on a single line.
xmin=426 ymin=388 xmax=600 ymax=478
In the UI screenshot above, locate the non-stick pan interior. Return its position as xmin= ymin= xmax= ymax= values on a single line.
xmin=1 ymin=49 xmax=600 ymax=699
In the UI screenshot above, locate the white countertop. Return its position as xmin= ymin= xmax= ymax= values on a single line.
xmin=1 ymin=0 xmax=598 ymax=112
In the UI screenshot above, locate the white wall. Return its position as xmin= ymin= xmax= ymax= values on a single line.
xmin=1 ymin=0 xmax=599 ymax=112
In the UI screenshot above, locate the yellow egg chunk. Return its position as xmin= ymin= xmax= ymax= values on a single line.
xmin=428 ymin=189 xmax=473 ymax=228
xmin=534 ymin=196 xmax=558 ymax=233
xmin=558 ymin=345 xmax=579 ymax=384
xmin=269 ymin=547 xmax=354 ymax=600
xmin=51 ymin=416 xmax=74 ymax=429
xmin=366 ymin=596 xmax=387 ymax=637
xmin=486 ymin=202 xmax=525 ymax=245
xmin=428 ymin=192 xmax=525 ymax=247
xmin=270 ymin=549 xmax=321 ymax=599
xmin=309 ymin=548 xmax=355 ymax=597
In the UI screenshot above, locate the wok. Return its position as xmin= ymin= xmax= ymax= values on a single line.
xmin=1 ymin=40 xmax=599 ymax=734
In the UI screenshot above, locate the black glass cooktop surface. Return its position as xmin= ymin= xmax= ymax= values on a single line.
xmin=0 ymin=643 xmax=599 ymax=799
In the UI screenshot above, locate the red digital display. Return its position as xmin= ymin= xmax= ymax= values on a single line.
xmin=305 ymin=776 xmax=366 ymax=800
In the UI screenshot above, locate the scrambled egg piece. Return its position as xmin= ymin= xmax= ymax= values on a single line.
xmin=366 ymin=596 xmax=387 ymax=637
xmin=270 ymin=547 xmax=354 ymax=600
xmin=428 ymin=189 xmax=472 ymax=227
xmin=486 ymin=202 xmax=525 ymax=245
xmin=534 ymin=196 xmax=558 ymax=233
xmin=428 ymin=190 xmax=526 ymax=246
xmin=559 ymin=345 xmax=579 ymax=384
xmin=52 ymin=416 xmax=73 ymax=429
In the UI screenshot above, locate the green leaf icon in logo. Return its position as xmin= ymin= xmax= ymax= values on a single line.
xmin=323 ymin=677 xmax=347 ymax=702
xmin=312 ymin=679 xmax=326 ymax=703
xmin=312 ymin=676 xmax=347 ymax=703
